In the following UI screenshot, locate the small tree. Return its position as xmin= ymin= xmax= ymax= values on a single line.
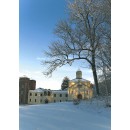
xmin=61 ymin=77 xmax=70 ymax=90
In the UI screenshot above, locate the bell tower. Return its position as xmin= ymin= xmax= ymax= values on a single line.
xmin=76 ymin=69 xmax=82 ymax=79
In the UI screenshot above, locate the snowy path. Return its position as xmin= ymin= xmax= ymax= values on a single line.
xmin=19 ymin=102 xmax=111 ymax=130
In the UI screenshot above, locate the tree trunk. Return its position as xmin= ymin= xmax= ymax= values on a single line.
xmin=92 ymin=65 xmax=100 ymax=95
xmin=91 ymin=51 xmax=100 ymax=95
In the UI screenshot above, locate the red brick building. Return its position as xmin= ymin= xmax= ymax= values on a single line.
xmin=19 ymin=77 xmax=36 ymax=104
xmin=29 ymin=80 xmax=36 ymax=90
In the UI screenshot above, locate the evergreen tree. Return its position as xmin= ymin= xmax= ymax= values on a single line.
xmin=61 ymin=77 xmax=70 ymax=90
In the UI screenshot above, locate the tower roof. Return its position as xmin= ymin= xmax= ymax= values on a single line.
xmin=77 ymin=68 xmax=81 ymax=72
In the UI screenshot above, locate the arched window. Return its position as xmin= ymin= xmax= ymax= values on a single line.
xmin=44 ymin=91 xmax=47 ymax=96
xmin=48 ymin=91 xmax=51 ymax=96
xmin=77 ymin=94 xmax=82 ymax=100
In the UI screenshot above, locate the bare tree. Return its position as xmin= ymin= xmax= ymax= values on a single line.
xmin=96 ymin=35 xmax=111 ymax=106
xmin=95 ymin=0 xmax=111 ymax=97
xmin=42 ymin=0 xmax=111 ymax=96
xmin=97 ymin=46 xmax=111 ymax=97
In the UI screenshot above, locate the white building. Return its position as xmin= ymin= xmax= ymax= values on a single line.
xmin=51 ymin=90 xmax=68 ymax=103
xmin=28 ymin=88 xmax=68 ymax=105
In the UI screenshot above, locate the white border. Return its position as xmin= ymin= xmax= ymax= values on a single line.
xmin=0 ymin=0 xmax=19 ymax=130
xmin=112 ymin=0 xmax=130 ymax=130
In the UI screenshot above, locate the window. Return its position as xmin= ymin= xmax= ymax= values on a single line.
xmin=40 ymin=99 xmax=42 ymax=103
xmin=35 ymin=93 xmax=37 ymax=96
xmin=44 ymin=91 xmax=47 ymax=96
xmin=60 ymin=94 xmax=62 ymax=97
xmin=65 ymin=94 xmax=68 ymax=97
xmin=60 ymin=100 xmax=61 ymax=102
xmin=40 ymin=94 xmax=42 ymax=96
xmin=48 ymin=91 xmax=51 ymax=96
xmin=35 ymin=99 xmax=36 ymax=102
xmin=54 ymin=94 xmax=56 ymax=97
xmin=30 ymin=93 xmax=32 ymax=96
xmin=30 ymin=99 xmax=31 ymax=102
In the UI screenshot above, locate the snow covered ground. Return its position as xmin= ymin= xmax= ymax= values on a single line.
xmin=19 ymin=99 xmax=111 ymax=130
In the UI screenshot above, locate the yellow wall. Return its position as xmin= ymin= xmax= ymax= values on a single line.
xmin=28 ymin=91 xmax=68 ymax=104
xmin=68 ymin=80 xmax=93 ymax=101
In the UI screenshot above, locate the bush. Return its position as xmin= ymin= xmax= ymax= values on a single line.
xmin=73 ymin=99 xmax=80 ymax=105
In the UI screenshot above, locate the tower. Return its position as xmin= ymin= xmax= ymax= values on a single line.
xmin=19 ymin=76 xmax=36 ymax=104
xmin=19 ymin=77 xmax=30 ymax=104
xmin=29 ymin=80 xmax=36 ymax=90
xmin=76 ymin=69 xmax=82 ymax=79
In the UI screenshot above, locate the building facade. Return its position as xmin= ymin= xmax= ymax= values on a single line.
xmin=19 ymin=76 xmax=36 ymax=104
xmin=28 ymin=88 xmax=68 ymax=105
xmin=68 ymin=70 xmax=93 ymax=101
xmin=51 ymin=90 xmax=68 ymax=103
xmin=27 ymin=70 xmax=93 ymax=105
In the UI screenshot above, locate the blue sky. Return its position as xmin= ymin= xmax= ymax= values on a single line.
xmin=19 ymin=0 xmax=93 ymax=90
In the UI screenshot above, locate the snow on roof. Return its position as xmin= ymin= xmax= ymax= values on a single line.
xmin=52 ymin=90 xmax=67 ymax=93
xmin=29 ymin=88 xmax=68 ymax=93
xmin=29 ymin=88 xmax=51 ymax=92
xmin=70 ymin=78 xmax=90 ymax=82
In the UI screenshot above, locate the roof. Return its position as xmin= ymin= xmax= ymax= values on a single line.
xmin=70 ymin=78 xmax=90 ymax=82
xmin=29 ymin=88 xmax=51 ymax=92
xmin=77 ymin=69 xmax=81 ymax=72
xmin=51 ymin=90 xmax=67 ymax=94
